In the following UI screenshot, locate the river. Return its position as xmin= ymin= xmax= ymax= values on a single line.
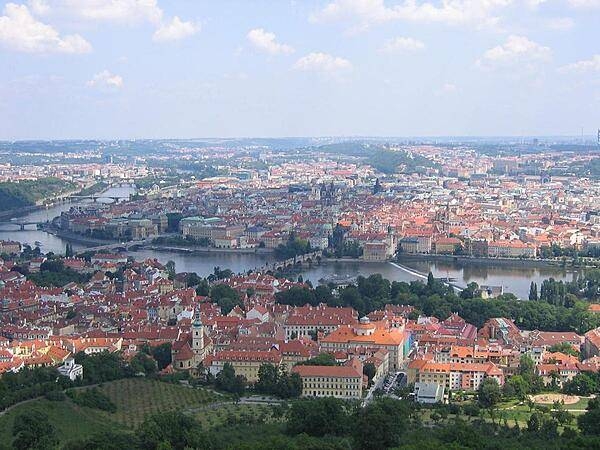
xmin=128 ymin=250 xmax=578 ymax=299
xmin=0 ymin=185 xmax=136 ymax=254
xmin=0 ymin=185 xmax=579 ymax=299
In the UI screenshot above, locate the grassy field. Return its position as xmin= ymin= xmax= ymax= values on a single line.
xmin=0 ymin=399 xmax=123 ymax=445
xmin=0 ymin=378 xmax=223 ymax=447
xmin=196 ymin=402 xmax=285 ymax=429
xmin=414 ymin=396 xmax=592 ymax=431
xmin=96 ymin=378 xmax=221 ymax=428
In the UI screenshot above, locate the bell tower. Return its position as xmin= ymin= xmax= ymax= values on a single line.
xmin=192 ymin=307 xmax=204 ymax=352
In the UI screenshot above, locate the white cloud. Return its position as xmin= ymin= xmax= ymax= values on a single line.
xmin=28 ymin=0 xmax=50 ymax=15
xmin=61 ymin=0 xmax=163 ymax=24
xmin=544 ymin=17 xmax=574 ymax=30
xmin=568 ymin=0 xmax=600 ymax=8
xmin=293 ymin=52 xmax=352 ymax=73
xmin=559 ymin=54 xmax=600 ymax=73
xmin=476 ymin=35 xmax=551 ymax=69
xmin=0 ymin=3 xmax=91 ymax=53
xmin=310 ymin=0 xmax=513 ymax=30
xmin=247 ymin=28 xmax=294 ymax=55
xmin=379 ymin=36 xmax=425 ymax=53
xmin=87 ymin=70 xmax=123 ymax=88
xmin=442 ymin=82 xmax=458 ymax=92
xmin=434 ymin=82 xmax=459 ymax=96
xmin=525 ymin=0 xmax=547 ymax=7
xmin=37 ymin=2 xmax=199 ymax=44
xmin=153 ymin=16 xmax=199 ymax=42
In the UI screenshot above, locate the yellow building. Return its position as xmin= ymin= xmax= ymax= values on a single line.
xmin=292 ymin=359 xmax=363 ymax=399
xmin=206 ymin=349 xmax=282 ymax=383
xmin=363 ymin=242 xmax=388 ymax=261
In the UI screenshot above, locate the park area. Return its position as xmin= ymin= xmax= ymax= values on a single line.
xmin=530 ymin=393 xmax=580 ymax=405
xmin=96 ymin=378 xmax=221 ymax=427
xmin=0 ymin=378 xmax=226 ymax=446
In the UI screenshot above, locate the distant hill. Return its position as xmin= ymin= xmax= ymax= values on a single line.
xmin=314 ymin=142 xmax=438 ymax=174
xmin=0 ymin=177 xmax=74 ymax=212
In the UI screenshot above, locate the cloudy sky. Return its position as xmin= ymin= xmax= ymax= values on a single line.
xmin=0 ymin=0 xmax=599 ymax=139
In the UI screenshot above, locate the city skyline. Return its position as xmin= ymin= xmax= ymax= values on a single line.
xmin=1 ymin=0 xmax=599 ymax=139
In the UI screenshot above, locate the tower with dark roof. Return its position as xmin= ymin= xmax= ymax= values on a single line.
xmin=192 ymin=307 xmax=204 ymax=353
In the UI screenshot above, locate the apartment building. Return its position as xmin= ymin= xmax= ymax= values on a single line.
xmin=292 ymin=358 xmax=363 ymax=399
xmin=283 ymin=305 xmax=357 ymax=340
xmin=206 ymin=349 xmax=282 ymax=383
xmin=408 ymin=359 xmax=504 ymax=391
xmin=320 ymin=317 xmax=405 ymax=371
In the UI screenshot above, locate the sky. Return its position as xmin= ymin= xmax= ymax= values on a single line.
xmin=0 ymin=0 xmax=599 ymax=140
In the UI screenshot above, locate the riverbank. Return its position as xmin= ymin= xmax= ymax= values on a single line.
xmin=397 ymin=253 xmax=570 ymax=269
xmin=0 ymin=201 xmax=73 ymax=221
xmin=44 ymin=227 xmax=122 ymax=247
xmin=145 ymin=245 xmax=274 ymax=255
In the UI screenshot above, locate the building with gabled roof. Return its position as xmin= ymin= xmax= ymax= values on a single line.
xmin=320 ymin=317 xmax=405 ymax=371
xmin=292 ymin=357 xmax=363 ymax=399
xmin=171 ymin=307 xmax=212 ymax=373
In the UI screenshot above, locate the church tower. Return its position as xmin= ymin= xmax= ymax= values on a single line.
xmin=192 ymin=307 xmax=204 ymax=353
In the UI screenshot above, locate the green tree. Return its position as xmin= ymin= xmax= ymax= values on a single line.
xmin=130 ymin=352 xmax=157 ymax=375
xmin=151 ymin=343 xmax=172 ymax=371
xmin=478 ymin=378 xmax=501 ymax=408
xmin=62 ymin=431 xmax=133 ymax=450
xmin=527 ymin=412 xmax=542 ymax=432
xmin=286 ymin=397 xmax=350 ymax=437
xmin=503 ymin=374 xmax=530 ymax=400
xmin=277 ymin=371 xmax=303 ymax=399
xmin=563 ymin=373 xmax=598 ymax=395
xmin=215 ymin=362 xmax=246 ymax=395
xmin=519 ymin=355 xmax=536 ymax=377
xmin=529 ymin=282 xmax=538 ymax=301
xmin=195 ymin=279 xmax=210 ymax=296
xmin=297 ymin=353 xmax=337 ymax=366
xmin=12 ymin=410 xmax=58 ymax=450
xmin=460 ymin=282 xmax=480 ymax=299
xmin=165 ymin=260 xmax=176 ymax=279
xmin=210 ymin=284 xmax=242 ymax=314
xmin=578 ymin=400 xmax=600 ymax=435
xmin=353 ymin=398 xmax=410 ymax=450
xmin=363 ymin=363 xmax=376 ymax=385
xmin=548 ymin=342 xmax=579 ymax=357
xmin=274 ymin=286 xmax=317 ymax=307
xmin=427 ymin=272 xmax=435 ymax=289
xmin=255 ymin=364 xmax=279 ymax=395
xmin=137 ymin=411 xmax=208 ymax=449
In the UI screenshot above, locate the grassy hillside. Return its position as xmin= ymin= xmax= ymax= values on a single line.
xmin=0 ymin=398 xmax=121 ymax=446
xmin=0 ymin=177 xmax=75 ymax=212
xmin=96 ymin=378 xmax=220 ymax=428
xmin=0 ymin=378 xmax=221 ymax=448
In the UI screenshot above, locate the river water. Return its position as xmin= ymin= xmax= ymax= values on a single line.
xmin=0 ymin=185 xmax=579 ymax=299
xmin=126 ymin=250 xmax=576 ymax=299
xmin=0 ymin=185 xmax=136 ymax=253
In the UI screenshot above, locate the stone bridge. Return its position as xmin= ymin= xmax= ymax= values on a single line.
xmin=0 ymin=221 xmax=45 ymax=231
xmin=67 ymin=194 xmax=129 ymax=203
xmin=255 ymin=250 xmax=323 ymax=274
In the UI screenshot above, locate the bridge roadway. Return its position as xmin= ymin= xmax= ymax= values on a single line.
xmin=67 ymin=195 xmax=130 ymax=203
xmin=74 ymin=234 xmax=175 ymax=255
xmin=0 ymin=221 xmax=46 ymax=231
xmin=253 ymin=251 xmax=323 ymax=273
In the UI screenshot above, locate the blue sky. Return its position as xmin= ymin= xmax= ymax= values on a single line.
xmin=0 ymin=0 xmax=599 ymax=139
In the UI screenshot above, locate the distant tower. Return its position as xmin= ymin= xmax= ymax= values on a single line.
xmin=597 ymin=129 xmax=600 ymax=146
xmin=192 ymin=308 xmax=204 ymax=352
xmin=386 ymin=225 xmax=396 ymax=256
xmin=435 ymin=203 xmax=450 ymax=234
